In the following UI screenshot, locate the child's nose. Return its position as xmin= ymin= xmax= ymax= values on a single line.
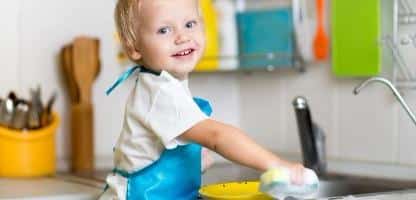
xmin=175 ymin=33 xmax=191 ymax=45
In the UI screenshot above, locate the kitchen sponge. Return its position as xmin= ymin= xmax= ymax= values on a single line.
xmin=259 ymin=168 xmax=319 ymax=199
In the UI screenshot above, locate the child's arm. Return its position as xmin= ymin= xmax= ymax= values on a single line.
xmin=201 ymin=148 xmax=214 ymax=173
xmin=179 ymin=119 xmax=304 ymax=183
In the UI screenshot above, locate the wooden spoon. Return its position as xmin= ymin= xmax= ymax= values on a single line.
xmin=60 ymin=45 xmax=79 ymax=104
xmin=72 ymin=37 xmax=100 ymax=104
xmin=94 ymin=39 xmax=101 ymax=80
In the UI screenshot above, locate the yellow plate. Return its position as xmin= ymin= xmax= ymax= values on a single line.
xmin=199 ymin=181 xmax=272 ymax=200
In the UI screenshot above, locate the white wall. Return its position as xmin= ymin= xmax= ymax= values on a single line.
xmin=0 ymin=1 xmax=20 ymax=95
xmin=1 ymin=0 xmax=416 ymax=177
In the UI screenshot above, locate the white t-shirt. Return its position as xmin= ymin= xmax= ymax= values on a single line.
xmin=99 ymin=70 xmax=209 ymax=200
xmin=115 ymin=70 xmax=209 ymax=172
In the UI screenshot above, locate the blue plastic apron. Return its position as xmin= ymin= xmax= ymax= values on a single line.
xmin=106 ymin=66 xmax=212 ymax=200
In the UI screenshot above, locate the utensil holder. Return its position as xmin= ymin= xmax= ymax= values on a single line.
xmin=0 ymin=113 xmax=59 ymax=177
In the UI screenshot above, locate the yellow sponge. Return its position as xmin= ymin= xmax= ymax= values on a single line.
xmin=259 ymin=168 xmax=319 ymax=199
xmin=260 ymin=168 xmax=290 ymax=186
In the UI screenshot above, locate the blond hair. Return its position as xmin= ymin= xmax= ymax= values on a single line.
xmin=114 ymin=0 xmax=141 ymax=62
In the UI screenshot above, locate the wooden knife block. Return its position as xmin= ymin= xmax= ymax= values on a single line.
xmin=70 ymin=103 xmax=94 ymax=173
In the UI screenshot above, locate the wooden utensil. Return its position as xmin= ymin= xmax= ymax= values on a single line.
xmin=60 ymin=45 xmax=79 ymax=104
xmin=72 ymin=37 xmax=100 ymax=104
xmin=94 ymin=39 xmax=101 ymax=80
xmin=69 ymin=36 xmax=100 ymax=173
xmin=71 ymin=103 xmax=94 ymax=172
xmin=313 ymin=0 xmax=329 ymax=60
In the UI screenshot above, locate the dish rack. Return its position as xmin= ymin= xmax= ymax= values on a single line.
xmin=385 ymin=0 xmax=416 ymax=89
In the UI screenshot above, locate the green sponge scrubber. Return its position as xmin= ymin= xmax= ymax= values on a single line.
xmin=259 ymin=168 xmax=319 ymax=199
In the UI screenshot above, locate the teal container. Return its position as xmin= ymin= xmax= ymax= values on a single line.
xmin=237 ymin=8 xmax=293 ymax=69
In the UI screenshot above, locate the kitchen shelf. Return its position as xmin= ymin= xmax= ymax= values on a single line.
xmin=191 ymin=0 xmax=309 ymax=74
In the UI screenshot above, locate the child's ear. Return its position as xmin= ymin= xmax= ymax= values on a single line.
xmin=124 ymin=42 xmax=142 ymax=61
xmin=130 ymin=48 xmax=142 ymax=61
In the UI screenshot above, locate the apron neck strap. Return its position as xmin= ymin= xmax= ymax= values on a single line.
xmin=105 ymin=65 xmax=141 ymax=95
xmin=106 ymin=65 xmax=162 ymax=95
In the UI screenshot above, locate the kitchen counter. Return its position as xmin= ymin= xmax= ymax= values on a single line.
xmin=338 ymin=190 xmax=416 ymax=200
xmin=0 ymin=175 xmax=102 ymax=200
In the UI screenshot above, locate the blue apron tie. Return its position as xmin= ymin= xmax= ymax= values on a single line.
xmin=105 ymin=66 xmax=140 ymax=95
xmin=106 ymin=65 xmax=162 ymax=95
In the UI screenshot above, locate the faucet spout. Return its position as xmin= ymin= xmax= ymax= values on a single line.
xmin=353 ymin=77 xmax=416 ymax=126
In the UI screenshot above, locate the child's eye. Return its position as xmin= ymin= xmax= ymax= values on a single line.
xmin=157 ymin=27 xmax=171 ymax=34
xmin=185 ymin=20 xmax=197 ymax=29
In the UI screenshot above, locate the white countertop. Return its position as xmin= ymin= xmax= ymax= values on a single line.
xmin=0 ymin=176 xmax=102 ymax=200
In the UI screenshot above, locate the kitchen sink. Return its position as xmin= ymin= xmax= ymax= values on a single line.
xmin=202 ymin=163 xmax=416 ymax=199
xmin=308 ymin=177 xmax=408 ymax=199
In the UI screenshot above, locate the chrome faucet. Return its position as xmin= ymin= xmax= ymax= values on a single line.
xmin=353 ymin=77 xmax=416 ymax=126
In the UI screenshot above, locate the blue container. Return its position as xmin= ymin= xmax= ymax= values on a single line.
xmin=237 ymin=8 xmax=293 ymax=69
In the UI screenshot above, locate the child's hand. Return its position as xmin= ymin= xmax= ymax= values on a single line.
xmin=286 ymin=162 xmax=305 ymax=185
xmin=201 ymin=148 xmax=214 ymax=173
xmin=259 ymin=166 xmax=319 ymax=198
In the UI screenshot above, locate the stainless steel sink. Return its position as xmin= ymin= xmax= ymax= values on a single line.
xmin=309 ymin=178 xmax=406 ymax=199
xmin=202 ymin=164 xmax=416 ymax=199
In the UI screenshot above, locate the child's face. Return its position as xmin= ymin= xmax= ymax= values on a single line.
xmin=131 ymin=0 xmax=205 ymax=80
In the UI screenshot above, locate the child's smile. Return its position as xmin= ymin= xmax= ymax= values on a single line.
xmin=172 ymin=48 xmax=195 ymax=57
xmin=171 ymin=46 xmax=199 ymax=64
